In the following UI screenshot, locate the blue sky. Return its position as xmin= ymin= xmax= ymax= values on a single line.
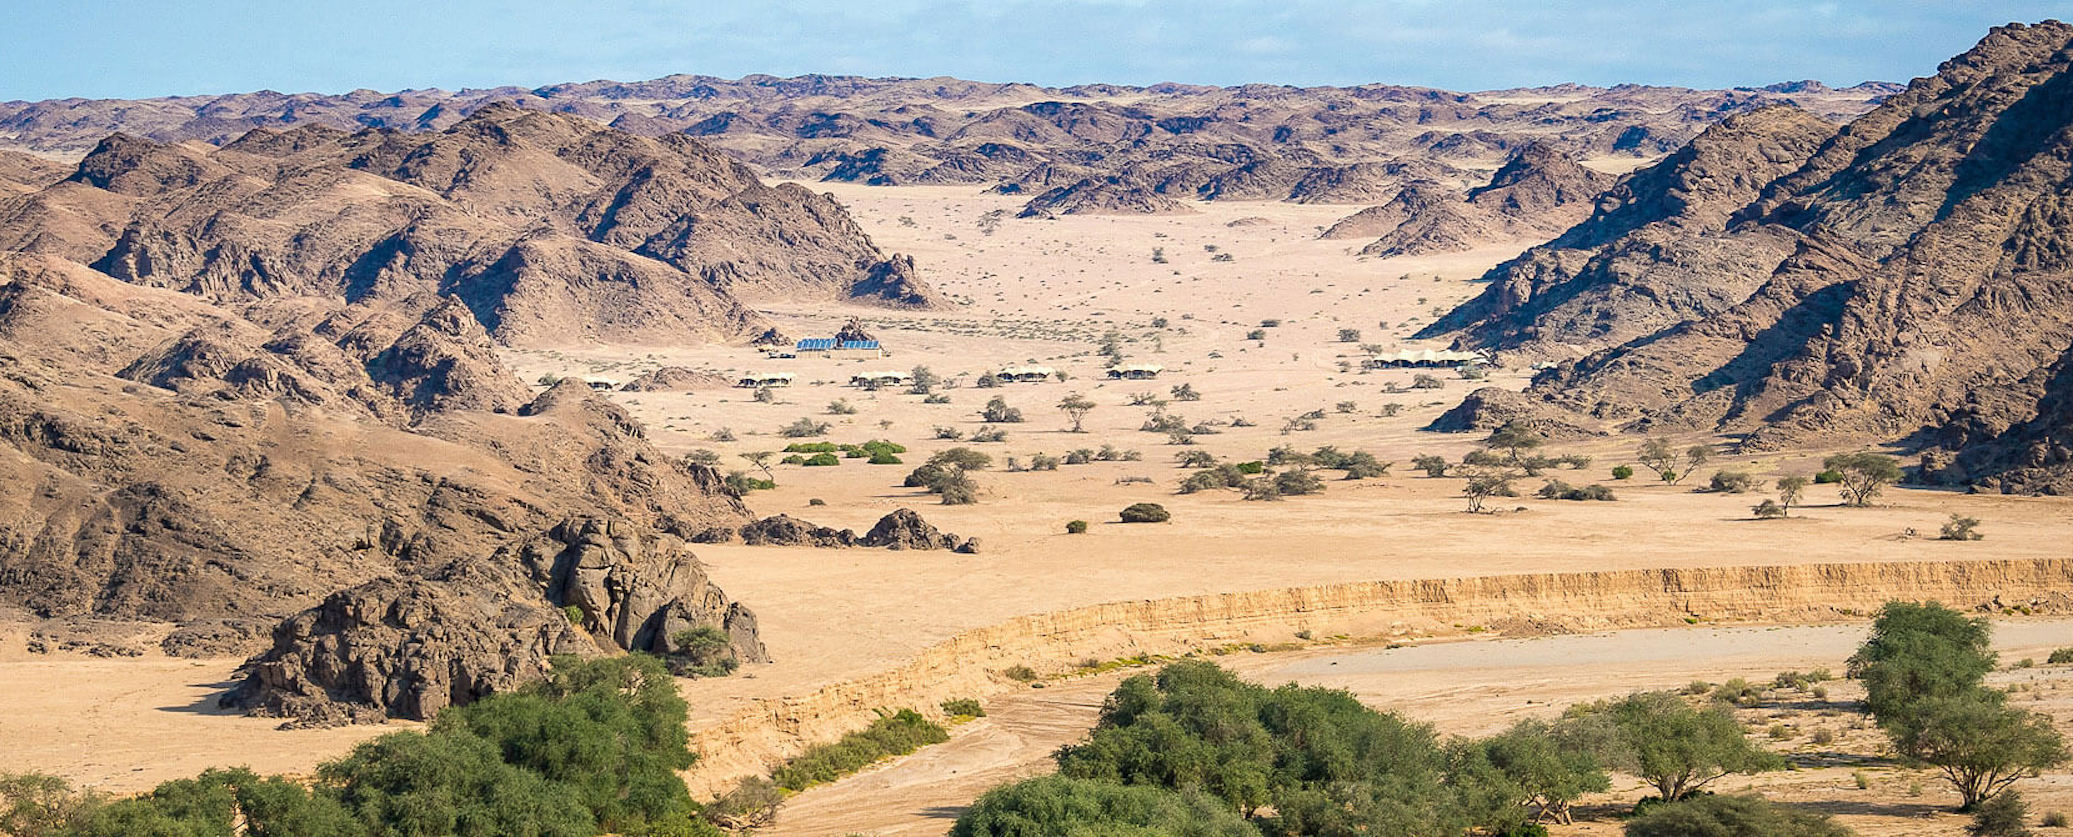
xmin=3 ymin=1 xmax=2063 ymax=101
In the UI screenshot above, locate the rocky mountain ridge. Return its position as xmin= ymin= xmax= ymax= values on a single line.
xmin=1425 ymin=21 xmax=2073 ymax=494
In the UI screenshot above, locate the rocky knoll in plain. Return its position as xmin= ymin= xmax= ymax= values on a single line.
xmin=1322 ymin=142 xmax=1613 ymax=257
xmin=1427 ymin=21 xmax=2073 ymax=494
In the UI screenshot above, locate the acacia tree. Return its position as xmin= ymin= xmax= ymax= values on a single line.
xmin=1637 ymin=438 xmax=1678 ymax=482
xmin=1775 ymin=476 xmax=1809 ymax=516
xmin=1824 ymin=452 xmax=1902 ymax=506
xmin=1057 ymin=393 xmax=1096 ymax=433
xmin=1464 ymin=473 xmax=1513 ymax=513
xmin=1484 ymin=422 xmax=1544 ymax=466
xmin=1567 ymin=692 xmax=1783 ymax=803
xmin=1899 ymin=691 xmax=2068 ymax=810
xmin=738 ymin=451 xmax=775 ymax=480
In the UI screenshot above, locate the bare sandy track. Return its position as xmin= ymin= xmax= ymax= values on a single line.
xmin=767 ymin=619 xmax=2073 ymax=837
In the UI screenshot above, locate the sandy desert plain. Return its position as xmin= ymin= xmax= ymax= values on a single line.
xmin=7 ymin=177 xmax=2073 ymax=835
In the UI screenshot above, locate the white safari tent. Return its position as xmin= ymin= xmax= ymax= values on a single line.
xmin=849 ymin=370 xmax=912 ymax=388
xmin=736 ymin=372 xmax=795 ymax=388
xmin=1105 ymin=363 xmax=1164 ymax=380
xmin=1362 ymin=349 xmax=1486 ymax=369
xmin=995 ymin=365 xmax=1055 ymax=383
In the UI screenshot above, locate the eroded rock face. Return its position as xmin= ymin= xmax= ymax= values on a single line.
xmin=0 ymin=248 xmax=762 ymax=725
xmin=225 ymin=517 xmax=767 ymax=725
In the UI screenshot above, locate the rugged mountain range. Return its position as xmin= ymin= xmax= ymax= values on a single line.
xmin=1426 ymin=21 xmax=2073 ymax=494
xmin=0 ymin=105 xmax=940 ymax=723
xmin=0 ymin=74 xmax=1895 ymax=223
xmin=0 ymin=104 xmax=934 ymax=348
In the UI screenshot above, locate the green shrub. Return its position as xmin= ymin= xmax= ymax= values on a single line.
xmin=1066 ymin=520 xmax=1089 ymax=534
xmin=1814 ymin=469 xmax=1844 ymax=484
xmin=800 ymin=452 xmax=840 ymax=467
xmin=783 ymin=442 xmax=840 ymax=453
xmin=1611 ymin=465 xmax=1635 ymax=480
xmin=951 ymin=776 xmax=1253 ymax=837
xmin=1119 ymin=502 xmax=1170 ymax=523
xmin=1624 ymin=794 xmax=1850 ymax=837
xmin=1969 ymin=790 xmax=2030 ymax=836
xmin=2049 ymin=647 xmax=2073 ymax=665
xmin=771 ymin=709 xmax=948 ymax=792
xmin=941 ymin=698 xmax=986 ymax=719
xmin=1003 ymin=665 xmax=1038 ymax=682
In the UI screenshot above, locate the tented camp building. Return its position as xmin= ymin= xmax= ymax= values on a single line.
xmin=994 ymin=365 xmax=1055 ymax=383
xmin=849 ymin=370 xmax=912 ymax=388
xmin=735 ymin=372 xmax=796 ymax=388
xmin=1362 ymin=349 xmax=1486 ymax=369
xmin=1105 ymin=363 xmax=1164 ymax=380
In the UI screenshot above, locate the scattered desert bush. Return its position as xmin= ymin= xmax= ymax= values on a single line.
xmin=1941 ymin=514 xmax=1984 ymax=541
xmin=1118 ymin=503 xmax=1171 ymax=523
xmin=2048 ymin=647 xmax=2073 ymax=665
xmin=1413 ymin=454 xmax=1449 ymax=477
xmin=1065 ymin=520 xmax=1089 ymax=534
xmin=981 ymin=396 xmax=1025 ymax=423
xmin=923 ymin=392 xmax=952 ymax=404
xmin=1538 ymin=480 xmax=1616 ymax=501
xmin=1709 ymin=470 xmax=1757 ymax=493
xmin=970 ymin=426 xmax=1009 ymax=443
xmin=826 ymin=399 xmax=858 ymax=415
xmin=779 ymin=417 xmax=831 ymax=438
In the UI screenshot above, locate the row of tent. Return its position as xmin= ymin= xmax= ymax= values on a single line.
xmin=1362 ymin=349 xmax=1489 ymax=368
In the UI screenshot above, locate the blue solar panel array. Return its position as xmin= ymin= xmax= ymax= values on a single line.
xmin=840 ymin=339 xmax=880 ymax=350
xmin=795 ymin=338 xmax=837 ymax=350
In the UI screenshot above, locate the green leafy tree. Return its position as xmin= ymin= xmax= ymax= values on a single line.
xmin=1452 ymin=718 xmax=1609 ymax=826
xmin=1897 ymin=691 xmax=2067 ymax=811
xmin=1848 ymin=601 xmax=1994 ymax=722
xmin=1566 ymin=692 xmax=1784 ymax=802
xmin=1823 ymin=452 xmax=1902 ymax=506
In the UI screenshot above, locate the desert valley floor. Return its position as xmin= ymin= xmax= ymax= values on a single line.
xmin=7 ymin=179 xmax=2073 ymax=835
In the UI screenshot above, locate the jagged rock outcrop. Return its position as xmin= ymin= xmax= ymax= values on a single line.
xmin=739 ymin=515 xmax=859 ymax=547
xmin=1424 ymin=21 xmax=2073 ymax=493
xmin=732 ymin=508 xmax=975 ymax=551
xmin=860 ymin=508 xmax=978 ymax=552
